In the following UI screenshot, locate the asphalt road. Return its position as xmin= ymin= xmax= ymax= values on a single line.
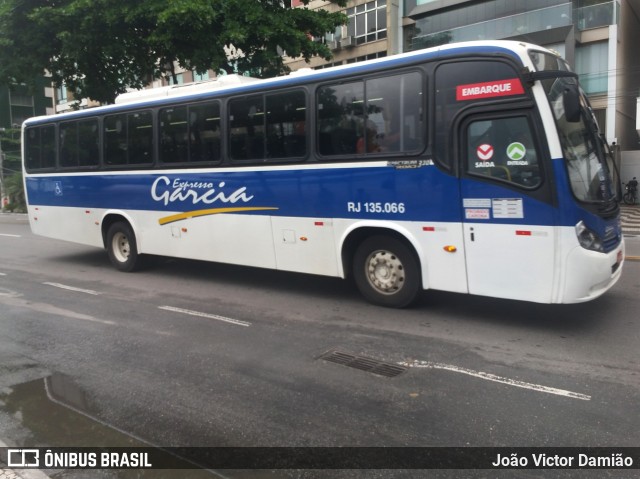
xmin=1 ymin=214 xmax=639 ymax=478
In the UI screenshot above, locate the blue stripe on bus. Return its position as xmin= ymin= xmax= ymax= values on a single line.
xmin=26 ymin=165 xmax=563 ymax=226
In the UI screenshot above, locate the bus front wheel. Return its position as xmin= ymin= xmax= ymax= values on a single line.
xmin=106 ymin=222 xmax=140 ymax=272
xmin=353 ymin=235 xmax=421 ymax=308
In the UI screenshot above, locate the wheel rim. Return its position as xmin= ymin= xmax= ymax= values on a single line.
xmin=111 ymin=232 xmax=130 ymax=264
xmin=365 ymin=249 xmax=405 ymax=295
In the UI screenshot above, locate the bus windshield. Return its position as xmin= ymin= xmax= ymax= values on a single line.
xmin=532 ymin=51 xmax=616 ymax=206
xmin=548 ymin=78 xmax=615 ymax=204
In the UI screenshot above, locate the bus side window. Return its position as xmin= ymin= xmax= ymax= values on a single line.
xmin=129 ymin=112 xmax=153 ymax=165
xmin=466 ymin=116 xmax=541 ymax=188
xmin=25 ymin=125 xmax=56 ymax=171
xmin=104 ymin=115 xmax=127 ymax=166
xmin=317 ymin=81 xmax=364 ymax=156
xmin=59 ymin=122 xmax=78 ymax=168
xmin=60 ymin=120 xmax=98 ymax=168
xmin=229 ymin=96 xmax=265 ymax=161
xmin=266 ymin=90 xmax=306 ymax=159
xmin=78 ymin=119 xmax=99 ymax=167
xmin=25 ymin=127 xmax=43 ymax=170
xmin=41 ymin=125 xmax=56 ymax=169
xmin=160 ymin=106 xmax=189 ymax=163
xmin=365 ymin=71 xmax=425 ymax=154
xmin=190 ymin=101 xmax=221 ymax=163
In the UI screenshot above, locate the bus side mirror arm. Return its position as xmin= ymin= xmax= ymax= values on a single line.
xmin=522 ymin=70 xmax=581 ymax=123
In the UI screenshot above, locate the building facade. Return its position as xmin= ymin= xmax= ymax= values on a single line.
xmin=287 ymin=0 xmax=640 ymax=154
xmin=0 ymin=78 xmax=54 ymax=129
xmin=286 ymin=0 xmax=403 ymax=69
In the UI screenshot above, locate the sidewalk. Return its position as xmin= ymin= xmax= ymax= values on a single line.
xmin=621 ymin=204 xmax=640 ymax=236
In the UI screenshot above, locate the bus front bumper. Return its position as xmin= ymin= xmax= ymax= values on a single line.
xmin=562 ymin=240 xmax=625 ymax=303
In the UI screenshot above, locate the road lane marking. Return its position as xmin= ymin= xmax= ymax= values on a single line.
xmin=0 ymin=295 xmax=115 ymax=325
xmin=0 ymin=233 xmax=21 ymax=237
xmin=159 ymin=305 xmax=251 ymax=327
xmin=43 ymin=282 xmax=100 ymax=295
xmin=401 ymin=360 xmax=591 ymax=401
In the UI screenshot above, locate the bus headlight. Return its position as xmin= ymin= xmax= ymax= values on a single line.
xmin=575 ymin=221 xmax=603 ymax=252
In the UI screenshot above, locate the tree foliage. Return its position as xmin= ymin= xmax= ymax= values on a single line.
xmin=0 ymin=0 xmax=346 ymax=104
xmin=0 ymin=128 xmax=25 ymax=212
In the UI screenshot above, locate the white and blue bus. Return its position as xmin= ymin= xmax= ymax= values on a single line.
xmin=22 ymin=41 xmax=624 ymax=307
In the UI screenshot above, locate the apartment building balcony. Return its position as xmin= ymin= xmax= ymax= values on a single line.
xmin=575 ymin=1 xmax=620 ymax=31
xmin=409 ymin=2 xmax=573 ymax=50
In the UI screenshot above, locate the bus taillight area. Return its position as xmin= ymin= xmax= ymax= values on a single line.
xmin=562 ymin=232 xmax=625 ymax=303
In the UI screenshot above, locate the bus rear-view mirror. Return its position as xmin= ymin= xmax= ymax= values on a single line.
xmin=563 ymin=85 xmax=581 ymax=123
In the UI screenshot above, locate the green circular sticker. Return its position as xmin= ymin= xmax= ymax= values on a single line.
xmin=506 ymin=142 xmax=526 ymax=161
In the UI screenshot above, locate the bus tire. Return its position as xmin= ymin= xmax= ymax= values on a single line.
xmin=106 ymin=222 xmax=140 ymax=272
xmin=353 ymin=235 xmax=421 ymax=308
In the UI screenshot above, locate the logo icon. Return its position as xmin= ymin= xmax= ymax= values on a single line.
xmin=506 ymin=142 xmax=526 ymax=161
xmin=8 ymin=449 xmax=40 ymax=468
xmin=54 ymin=181 xmax=63 ymax=196
xmin=476 ymin=144 xmax=494 ymax=161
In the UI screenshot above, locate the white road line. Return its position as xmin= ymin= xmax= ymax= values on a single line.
xmin=0 ymin=272 xmax=6 ymax=276
xmin=159 ymin=305 xmax=251 ymax=327
xmin=0 ymin=233 xmax=21 ymax=237
xmin=43 ymin=282 xmax=100 ymax=295
xmin=401 ymin=360 xmax=591 ymax=401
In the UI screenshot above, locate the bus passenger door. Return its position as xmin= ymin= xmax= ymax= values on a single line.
xmin=458 ymin=111 xmax=557 ymax=303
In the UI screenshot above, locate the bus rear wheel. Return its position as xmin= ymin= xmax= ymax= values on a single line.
xmin=106 ymin=222 xmax=140 ymax=272
xmin=353 ymin=235 xmax=421 ymax=308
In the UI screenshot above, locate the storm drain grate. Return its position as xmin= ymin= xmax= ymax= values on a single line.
xmin=318 ymin=350 xmax=407 ymax=378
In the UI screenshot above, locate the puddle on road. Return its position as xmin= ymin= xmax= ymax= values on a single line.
xmin=0 ymin=374 xmax=279 ymax=478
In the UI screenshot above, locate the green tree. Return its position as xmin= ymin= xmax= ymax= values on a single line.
xmin=0 ymin=0 xmax=346 ymax=104
xmin=5 ymin=172 xmax=26 ymax=212
xmin=0 ymin=128 xmax=25 ymax=212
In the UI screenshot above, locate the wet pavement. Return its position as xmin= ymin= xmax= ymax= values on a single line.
xmin=1 ymin=208 xmax=640 ymax=479
xmin=0 ymin=369 xmax=247 ymax=478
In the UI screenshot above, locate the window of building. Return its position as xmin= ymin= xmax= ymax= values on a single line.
xmin=346 ymin=0 xmax=387 ymax=45
xmin=193 ymin=70 xmax=210 ymax=82
xmin=575 ymin=41 xmax=608 ymax=94
xmin=168 ymin=73 xmax=185 ymax=86
xmin=57 ymin=85 xmax=68 ymax=105
xmin=346 ymin=52 xmax=387 ymax=64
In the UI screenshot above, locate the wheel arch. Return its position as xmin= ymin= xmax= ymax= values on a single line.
xmin=339 ymin=223 xmax=425 ymax=288
xmin=101 ymin=211 xmax=139 ymax=250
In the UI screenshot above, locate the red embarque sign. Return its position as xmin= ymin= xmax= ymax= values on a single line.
xmin=457 ymin=78 xmax=525 ymax=101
